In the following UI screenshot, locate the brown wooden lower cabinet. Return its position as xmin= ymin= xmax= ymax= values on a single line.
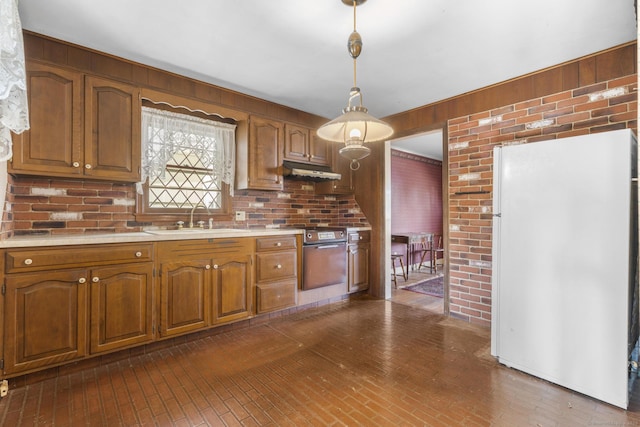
xmin=347 ymin=231 xmax=370 ymax=293
xmin=4 ymin=269 xmax=88 ymax=375
xmin=89 ymin=263 xmax=154 ymax=354
xmin=256 ymin=279 xmax=297 ymax=313
xmin=2 ymin=243 xmax=153 ymax=376
xmin=157 ymin=238 xmax=255 ymax=334
xmin=211 ymin=254 xmax=253 ymax=324
xmin=159 ymin=259 xmax=211 ymax=337
xmin=0 ymin=235 xmax=305 ymax=377
xmin=254 ymin=236 xmax=298 ymax=314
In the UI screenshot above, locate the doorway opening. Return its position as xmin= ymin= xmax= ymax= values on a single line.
xmin=384 ymin=128 xmax=448 ymax=314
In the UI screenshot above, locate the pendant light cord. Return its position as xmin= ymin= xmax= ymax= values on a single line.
xmin=353 ymin=0 xmax=357 ymax=88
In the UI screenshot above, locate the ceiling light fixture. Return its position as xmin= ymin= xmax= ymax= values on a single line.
xmin=316 ymin=0 xmax=394 ymax=170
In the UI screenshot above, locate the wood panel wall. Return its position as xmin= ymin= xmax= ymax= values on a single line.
xmin=22 ymin=31 xmax=327 ymax=128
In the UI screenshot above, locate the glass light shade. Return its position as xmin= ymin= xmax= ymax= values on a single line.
xmin=316 ymin=107 xmax=394 ymax=144
xmin=339 ymin=143 xmax=370 ymax=160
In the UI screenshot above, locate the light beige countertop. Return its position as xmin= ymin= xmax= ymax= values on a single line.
xmin=0 ymin=228 xmax=305 ymax=248
xmin=346 ymin=226 xmax=372 ymax=232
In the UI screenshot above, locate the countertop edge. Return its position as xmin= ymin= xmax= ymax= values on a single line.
xmin=346 ymin=226 xmax=372 ymax=232
xmin=0 ymin=229 xmax=305 ymax=248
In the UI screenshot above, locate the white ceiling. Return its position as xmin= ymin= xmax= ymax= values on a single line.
xmin=17 ymin=0 xmax=638 ymax=159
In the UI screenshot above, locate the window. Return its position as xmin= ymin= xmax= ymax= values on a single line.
xmin=136 ymin=106 xmax=236 ymax=219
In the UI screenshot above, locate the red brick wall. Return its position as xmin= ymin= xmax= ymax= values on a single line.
xmin=390 ymin=150 xmax=443 ymax=265
xmin=447 ymin=74 xmax=637 ymax=327
xmin=4 ymin=177 xmax=368 ymax=237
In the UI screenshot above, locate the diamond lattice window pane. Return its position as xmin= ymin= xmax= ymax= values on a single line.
xmin=146 ymin=117 xmax=224 ymax=210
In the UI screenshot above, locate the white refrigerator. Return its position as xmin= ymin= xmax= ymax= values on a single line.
xmin=491 ymin=129 xmax=638 ymax=409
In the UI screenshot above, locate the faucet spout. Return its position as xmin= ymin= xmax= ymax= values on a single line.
xmin=189 ymin=203 xmax=210 ymax=228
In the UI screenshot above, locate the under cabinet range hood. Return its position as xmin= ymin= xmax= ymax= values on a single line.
xmin=282 ymin=160 xmax=341 ymax=181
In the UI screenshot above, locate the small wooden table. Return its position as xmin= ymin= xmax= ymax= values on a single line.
xmin=391 ymin=232 xmax=435 ymax=272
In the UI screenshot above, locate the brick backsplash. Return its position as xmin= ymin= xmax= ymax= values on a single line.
xmin=447 ymin=74 xmax=638 ymax=328
xmin=2 ymin=177 xmax=369 ymax=238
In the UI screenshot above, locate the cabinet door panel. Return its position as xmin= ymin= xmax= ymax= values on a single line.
xmin=89 ymin=263 xmax=153 ymax=354
xmin=4 ymin=269 xmax=87 ymax=375
xmin=284 ymin=124 xmax=309 ymax=162
xmin=315 ymin=144 xmax=352 ymax=194
xmin=348 ymin=244 xmax=370 ymax=293
xmin=310 ymin=131 xmax=329 ymax=166
xmin=248 ymin=117 xmax=283 ymax=190
xmin=212 ymin=255 xmax=252 ymax=324
xmin=10 ymin=62 xmax=83 ymax=176
xmin=84 ymin=76 xmax=141 ymax=181
xmin=160 ymin=260 xmax=210 ymax=336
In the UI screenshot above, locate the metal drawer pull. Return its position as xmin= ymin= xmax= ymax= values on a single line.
xmin=78 ymin=278 xmax=86 ymax=284
xmin=24 ymin=258 xmax=32 ymax=265
xmin=276 ymin=264 xmax=282 ymax=269
xmin=276 ymin=242 xmax=282 ymax=247
xmin=92 ymin=277 xmax=99 ymax=283
xmin=135 ymin=251 xmax=142 ymax=257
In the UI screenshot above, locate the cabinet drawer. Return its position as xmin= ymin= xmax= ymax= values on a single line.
xmin=256 ymin=251 xmax=297 ymax=282
xmin=256 ymin=236 xmax=297 ymax=252
xmin=256 ymin=279 xmax=297 ymax=314
xmin=157 ymin=238 xmax=252 ymax=260
xmin=348 ymin=231 xmax=370 ymax=244
xmin=6 ymin=243 xmax=153 ymax=273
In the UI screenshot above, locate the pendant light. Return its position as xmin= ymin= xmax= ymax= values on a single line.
xmin=316 ymin=0 xmax=393 ymax=170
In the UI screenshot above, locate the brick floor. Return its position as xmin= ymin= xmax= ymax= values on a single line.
xmin=1 ymin=297 xmax=640 ymax=426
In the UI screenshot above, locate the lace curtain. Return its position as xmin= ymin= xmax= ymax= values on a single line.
xmin=0 ymin=0 xmax=29 ymax=162
xmin=138 ymin=106 xmax=237 ymax=196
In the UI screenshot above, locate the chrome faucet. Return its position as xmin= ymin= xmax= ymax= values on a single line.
xmin=189 ymin=203 xmax=210 ymax=228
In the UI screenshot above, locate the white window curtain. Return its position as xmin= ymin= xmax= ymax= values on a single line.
xmin=138 ymin=106 xmax=237 ymax=196
xmin=0 ymin=0 xmax=29 ymax=162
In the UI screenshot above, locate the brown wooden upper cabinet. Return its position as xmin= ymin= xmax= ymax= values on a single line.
xmin=10 ymin=62 xmax=141 ymax=182
xmin=283 ymin=124 xmax=329 ymax=166
xmin=236 ymin=116 xmax=284 ymax=191
xmin=315 ymin=143 xmax=353 ymax=195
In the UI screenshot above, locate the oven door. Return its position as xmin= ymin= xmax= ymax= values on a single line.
xmin=302 ymin=242 xmax=347 ymax=290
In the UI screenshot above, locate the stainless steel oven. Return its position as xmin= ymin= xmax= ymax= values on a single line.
xmin=302 ymin=228 xmax=347 ymax=290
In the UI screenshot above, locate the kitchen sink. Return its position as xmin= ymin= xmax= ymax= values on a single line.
xmin=144 ymin=228 xmax=238 ymax=235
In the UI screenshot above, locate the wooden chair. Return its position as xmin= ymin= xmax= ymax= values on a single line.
xmin=417 ymin=234 xmax=436 ymax=273
xmin=391 ymin=253 xmax=407 ymax=288
xmin=433 ymin=234 xmax=444 ymax=271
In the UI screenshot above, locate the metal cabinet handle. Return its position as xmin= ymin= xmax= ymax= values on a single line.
xmin=276 ymin=242 xmax=282 ymax=247
xmin=72 ymin=162 xmax=80 ymax=168
xmin=24 ymin=258 xmax=32 ymax=265
xmin=92 ymin=277 xmax=99 ymax=283
xmin=78 ymin=277 xmax=86 ymax=284
xmin=85 ymin=164 xmax=92 ymax=169
xmin=276 ymin=264 xmax=282 ymax=269
xmin=205 ymin=265 xmax=211 ymax=270
xmin=213 ymin=264 xmax=219 ymax=269
xmin=135 ymin=251 xmax=142 ymax=257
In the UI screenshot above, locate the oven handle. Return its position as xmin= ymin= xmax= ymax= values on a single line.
xmin=311 ymin=244 xmax=342 ymax=249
